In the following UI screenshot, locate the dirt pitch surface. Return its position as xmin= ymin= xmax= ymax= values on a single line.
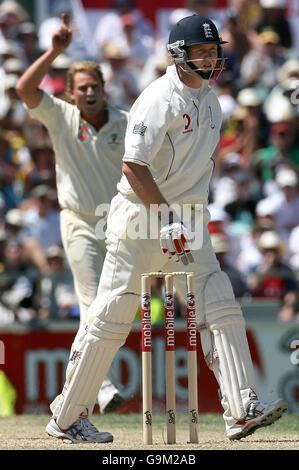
xmin=0 ymin=413 xmax=298 ymax=451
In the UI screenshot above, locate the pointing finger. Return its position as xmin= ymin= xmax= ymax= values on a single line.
xmin=61 ymin=13 xmax=70 ymax=27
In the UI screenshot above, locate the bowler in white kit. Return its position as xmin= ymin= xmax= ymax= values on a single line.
xmin=41 ymin=15 xmax=287 ymax=443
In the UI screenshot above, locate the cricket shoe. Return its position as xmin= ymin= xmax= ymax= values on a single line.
xmin=46 ymin=417 xmax=113 ymax=443
xmin=227 ymin=398 xmax=288 ymax=441
xmin=98 ymin=378 xmax=124 ymax=414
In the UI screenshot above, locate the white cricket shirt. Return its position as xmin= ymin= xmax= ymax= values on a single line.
xmin=117 ymin=64 xmax=222 ymax=205
xmin=30 ymin=93 xmax=127 ymax=216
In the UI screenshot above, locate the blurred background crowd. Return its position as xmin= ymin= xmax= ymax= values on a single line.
xmin=0 ymin=0 xmax=298 ymax=326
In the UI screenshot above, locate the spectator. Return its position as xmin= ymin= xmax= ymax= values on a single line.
xmin=216 ymin=79 xmax=238 ymax=125
xmin=185 ymin=0 xmax=228 ymax=28
xmin=22 ymin=141 xmax=56 ymax=195
xmin=216 ymin=105 xmax=262 ymax=166
xmin=17 ymin=22 xmax=41 ymax=68
xmin=211 ymin=152 xmax=242 ymax=208
xmin=100 ymin=42 xmax=139 ymax=110
xmin=220 ymin=12 xmax=251 ymax=64
xmin=38 ymin=245 xmax=79 ymax=320
xmin=21 ymin=184 xmax=61 ymax=274
xmin=38 ymin=7 xmax=89 ymax=61
xmin=206 ymin=202 xmax=245 ymax=266
xmin=1 ymin=73 xmax=27 ymax=127
xmin=240 ymin=28 xmax=287 ymax=95
xmin=156 ymin=3 xmax=226 ymax=58
xmin=255 ymin=167 xmax=299 ymax=240
xmin=2 ymin=125 xmax=34 ymax=200
xmin=94 ymin=0 xmax=153 ymax=57
xmin=2 ymin=56 xmax=24 ymax=77
xmin=0 ymin=132 xmax=19 ymax=212
xmin=246 ymin=230 xmax=298 ymax=320
xmin=224 ymin=170 xmax=260 ymax=230
xmin=237 ymin=87 xmax=269 ymax=151
xmin=0 ymin=0 xmax=29 ymax=47
xmin=0 ymin=40 xmax=23 ymax=109
xmin=0 ymin=239 xmax=38 ymax=324
xmin=22 ymin=184 xmax=61 ymax=248
xmin=39 ymin=53 xmax=72 ymax=98
xmin=119 ymin=13 xmax=154 ymax=71
xmin=217 ymin=18 xmax=242 ymax=86
xmin=0 ymin=39 xmax=22 ymax=64
xmin=280 ymin=78 xmax=299 ymax=119
xmin=138 ymin=53 xmax=169 ymax=91
xmin=264 ymin=92 xmax=297 ymax=126
xmin=21 ymin=108 xmax=53 ymax=149
xmin=250 ymin=119 xmax=299 ymax=185
xmin=263 ymin=59 xmax=299 ymax=121
xmin=37 ymin=12 xmax=63 ymax=52
xmin=207 ymin=202 xmax=231 ymax=236
xmin=211 ymin=232 xmax=248 ymax=298
xmin=4 ymin=207 xmax=23 ymax=243
xmin=234 ymin=222 xmax=267 ymax=274
xmin=256 ymin=0 xmax=293 ymax=49
xmin=230 ymin=0 xmax=263 ymax=33
xmin=273 ymin=168 xmax=299 ymax=240
xmin=0 ymin=227 xmax=5 ymax=272
xmin=154 ymin=7 xmax=194 ymax=56
xmin=288 ymin=225 xmax=299 ymax=272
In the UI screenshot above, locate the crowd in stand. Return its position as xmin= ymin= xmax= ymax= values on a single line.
xmin=0 ymin=0 xmax=298 ymax=325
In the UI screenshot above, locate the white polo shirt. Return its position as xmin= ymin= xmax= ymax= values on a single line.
xmin=30 ymin=93 xmax=127 ymax=216
xmin=117 ymin=64 xmax=222 ymax=205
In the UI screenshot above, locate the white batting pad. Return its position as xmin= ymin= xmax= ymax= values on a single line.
xmin=56 ymin=341 xmax=118 ymax=429
xmin=53 ymin=293 xmax=140 ymax=429
xmin=204 ymin=271 xmax=257 ymax=420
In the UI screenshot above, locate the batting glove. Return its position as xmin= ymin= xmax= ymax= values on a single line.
xmin=159 ymin=210 xmax=194 ymax=265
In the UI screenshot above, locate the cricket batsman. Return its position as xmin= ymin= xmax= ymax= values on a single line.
xmin=37 ymin=14 xmax=287 ymax=443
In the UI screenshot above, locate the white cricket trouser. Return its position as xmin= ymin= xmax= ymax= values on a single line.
xmin=60 ymin=209 xmax=116 ymax=401
xmin=51 ymin=194 xmax=256 ymax=429
xmin=60 ymin=209 xmax=106 ymax=321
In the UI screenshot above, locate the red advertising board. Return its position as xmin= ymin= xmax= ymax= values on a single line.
xmin=0 ymin=324 xmax=265 ymax=416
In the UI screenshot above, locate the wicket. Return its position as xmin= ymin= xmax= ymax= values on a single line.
xmin=141 ymin=272 xmax=199 ymax=445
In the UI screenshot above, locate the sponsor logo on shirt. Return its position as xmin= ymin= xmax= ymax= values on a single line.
xmin=182 ymin=113 xmax=193 ymax=134
xmin=133 ymin=121 xmax=147 ymax=136
xmin=78 ymin=124 xmax=89 ymax=142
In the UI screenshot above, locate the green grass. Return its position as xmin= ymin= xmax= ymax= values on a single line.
xmin=93 ymin=411 xmax=299 ymax=430
xmin=1 ymin=413 xmax=298 ymax=450
xmin=2 ymin=412 xmax=299 ymax=433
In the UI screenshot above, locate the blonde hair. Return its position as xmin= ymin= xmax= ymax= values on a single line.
xmin=66 ymin=61 xmax=105 ymax=92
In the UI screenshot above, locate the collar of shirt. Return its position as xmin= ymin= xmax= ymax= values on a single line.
xmin=107 ymin=104 xmax=128 ymax=123
xmin=78 ymin=104 xmax=127 ymax=134
xmin=166 ymin=64 xmax=211 ymax=101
